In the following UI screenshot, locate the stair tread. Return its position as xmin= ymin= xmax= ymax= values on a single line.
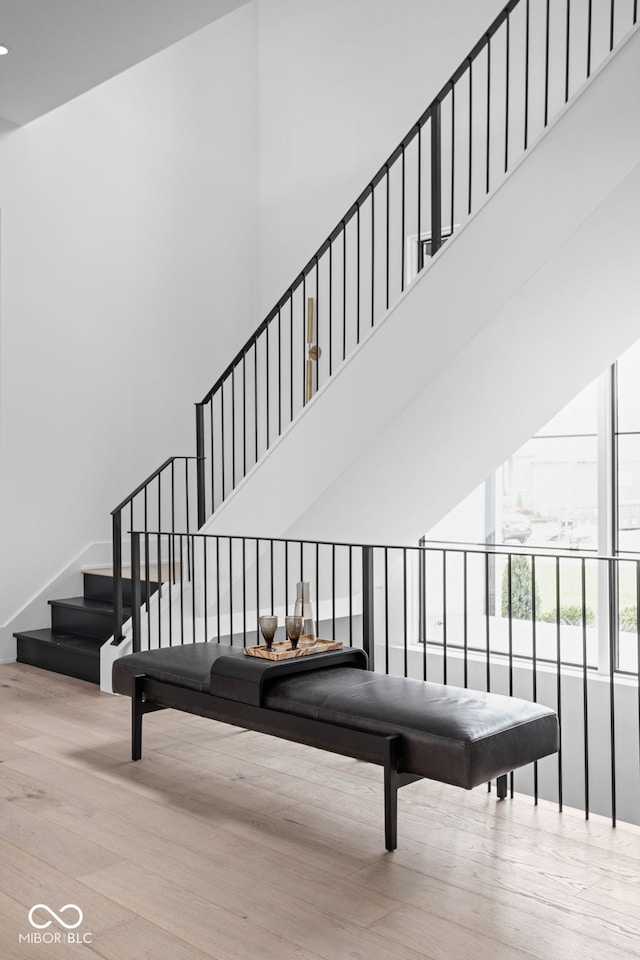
xmin=14 ymin=628 xmax=101 ymax=656
xmin=84 ymin=563 xmax=181 ymax=582
xmin=48 ymin=596 xmax=132 ymax=616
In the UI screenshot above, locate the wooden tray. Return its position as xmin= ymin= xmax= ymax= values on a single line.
xmin=244 ymin=638 xmax=343 ymax=660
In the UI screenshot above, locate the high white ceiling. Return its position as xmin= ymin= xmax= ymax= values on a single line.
xmin=0 ymin=0 xmax=251 ymax=128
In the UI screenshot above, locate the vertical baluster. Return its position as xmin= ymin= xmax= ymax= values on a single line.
xmin=582 ymin=557 xmax=590 ymax=819
xmin=431 ymin=102 xmax=442 ymax=255
xmin=401 ymin=145 xmax=406 ymax=292
xmin=508 ymin=553 xmax=515 ymax=798
xmin=524 ymin=0 xmax=530 ymax=149
xmin=215 ymin=536 xmax=220 ymax=642
xmin=608 ymin=558 xmax=617 ymax=826
xmin=328 ymin=242 xmax=333 ymax=377
xmin=254 ymin=341 xmax=258 ymax=466
xmin=203 ymin=536 xmax=208 ymax=645
xmin=195 ymin=405 xmax=205 ymax=528
xmin=285 ymin=541 xmax=289 ymax=616
xmin=289 ymin=291 xmax=294 ymax=423
xmin=403 ymin=548 xmax=408 ymax=679
xmin=221 ymin=378 xmax=226 ymax=501
xmin=179 ymin=533 xmax=184 ymax=646
xmin=112 ymin=510 xmax=123 ymax=644
xmin=362 ymin=545 xmax=375 ymax=671
xmin=171 ymin=461 xmax=176 ymax=581
xmin=587 ymin=0 xmax=593 ymax=77
xmin=636 ymin=561 xmax=640 ymax=805
xmin=356 ymin=201 xmax=361 ymax=343
xmin=485 ymin=551 xmax=491 ymax=693
xmin=157 ymin=474 xmax=162 ymax=648
xmin=565 ymin=0 xmax=571 ymax=103
xmin=486 ymin=36 xmax=491 ymax=194
xmin=315 ymin=542 xmax=320 ymax=637
xmin=191 ymin=535 xmax=197 ymax=645
xmin=348 ymin=544 xmax=353 ymax=648
xmin=168 ymin=531 xmax=173 ymax=646
xmin=209 ymin=400 xmax=215 ymax=511
xmin=229 ymin=537 xmax=234 ymax=646
xmin=544 ymin=0 xmax=550 ymax=126
xmin=302 ymin=274 xmax=307 ymax=405
xmin=505 ymin=13 xmax=510 ymax=173
xmin=256 ymin=537 xmax=260 ymax=633
xmin=532 ymin=553 xmax=538 ymax=804
xmin=242 ymin=537 xmax=246 ymax=646
xmin=610 ymin=0 xmax=615 ymax=51
xmin=277 ymin=307 xmax=282 ymax=437
xmin=383 ymin=548 xmax=390 ymax=675
xmin=332 ymin=544 xmax=336 ymax=641
xmin=556 ymin=556 xmax=563 ymax=812
xmin=266 ymin=324 xmax=270 ymax=450
xmin=450 ymin=86 xmax=455 ymax=236
xmin=463 ymin=551 xmax=468 ymax=688
xmin=131 ymin=532 xmax=141 ymax=653
xmin=231 ymin=368 xmax=236 ymax=490
xmin=385 ymin=164 xmax=390 ymax=311
xmin=370 ymin=185 xmax=375 ymax=327
xmin=442 ymin=550 xmax=448 ymax=684
xmin=342 ymin=221 xmax=347 ymax=362
xmin=270 ymin=539 xmax=275 ymax=615
xmin=417 ymin=123 xmax=423 ymax=269
xmin=468 ymin=59 xmax=473 ymax=214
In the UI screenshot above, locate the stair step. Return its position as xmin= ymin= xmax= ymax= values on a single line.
xmin=49 ymin=596 xmax=131 ymax=641
xmin=15 ymin=629 xmax=100 ymax=684
xmin=83 ymin=570 xmax=161 ymax=605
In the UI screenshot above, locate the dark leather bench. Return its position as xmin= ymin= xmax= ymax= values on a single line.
xmin=112 ymin=642 xmax=558 ymax=850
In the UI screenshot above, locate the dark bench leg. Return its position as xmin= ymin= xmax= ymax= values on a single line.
xmin=384 ymin=736 xmax=421 ymax=852
xmin=132 ymin=675 xmax=145 ymax=761
xmin=497 ymin=774 xmax=508 ymax=799
xmin=131 ymin=674 xmax=166 ymax=761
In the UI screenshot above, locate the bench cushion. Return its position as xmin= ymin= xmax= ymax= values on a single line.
xmin=264 ymin=666 xmax=558 ymax=789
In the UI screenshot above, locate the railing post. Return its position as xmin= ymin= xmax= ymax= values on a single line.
xmin=430 ymin=99 xmax=442 ymax=256
xmin=112 ymin=511 xmax=124 ymax=645
xmin=195 ymin=402 xmax=206 ymax=530
xmin=131 ymin=532 xmax=142 ymax=653
xmin=362 ymin=546 xmax=375 ymax=671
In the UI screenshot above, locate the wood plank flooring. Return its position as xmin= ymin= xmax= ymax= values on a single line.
xmin=1 ymin=662 xmax=640 ymax=960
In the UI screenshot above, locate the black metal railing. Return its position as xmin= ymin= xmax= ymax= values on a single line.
xmin=111 ymin=0 xmax=639 ymax=641
xmin=110 ymin=457 xmax=199 ymax=643
xmin=194 ymin=0 xmax=639 ymax=523
xmin=124 ymin=530 xmax=640 ymax=827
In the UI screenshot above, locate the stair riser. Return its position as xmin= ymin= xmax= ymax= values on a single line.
xmin=84 ymin=572 xmax=158 ymax=605
xmin=16 ymin=636 xmax=99 ymax=685
xmin=50 ymin=605 xmax=114 ymax=641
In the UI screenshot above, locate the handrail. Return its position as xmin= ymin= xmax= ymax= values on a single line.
xmin=111 ymin=456 xmax=199 ymax=515
xmin=199 ymin=0 xmax=523 ymax=408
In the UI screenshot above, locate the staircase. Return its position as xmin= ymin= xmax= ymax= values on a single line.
xmin=13 ymin=0 xmax=640 ymax=683
xmin=15 ymin=569 xmax=158 ymax=684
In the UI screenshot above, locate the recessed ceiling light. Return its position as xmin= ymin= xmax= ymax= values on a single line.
xmin=0 ymin=45 xmax=9 ymax=56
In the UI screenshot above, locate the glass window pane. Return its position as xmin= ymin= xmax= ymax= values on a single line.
xmin=617 ymin=338 xmax=640 ymax=434
xmin=500 ymin=436 xmax=598 ymax=549
xmin=617 ymin=435 xmax=640 ymax=553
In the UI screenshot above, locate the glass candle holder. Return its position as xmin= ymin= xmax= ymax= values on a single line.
xmin=258 ymin=615 xmax=278 ymax=651
xmin=285 ymin=615 xmax=303 ymax=650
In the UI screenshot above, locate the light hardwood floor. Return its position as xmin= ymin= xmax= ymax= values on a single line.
xmin=2 ymin=662 xmax=640 ymax=960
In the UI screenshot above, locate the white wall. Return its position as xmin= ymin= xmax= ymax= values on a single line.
xmin=0 ymin=2 xmax=259 ymax=659
xmin=206 ymin=24 xmax=640 ymax=547
xmin=257 ymin=0 xmax=507 ymax=317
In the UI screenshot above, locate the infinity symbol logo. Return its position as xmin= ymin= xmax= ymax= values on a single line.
xmin=28 ymin=904 xmax=84 ymax=930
